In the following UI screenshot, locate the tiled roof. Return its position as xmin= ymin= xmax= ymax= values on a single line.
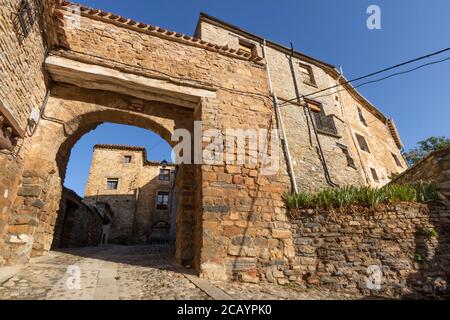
xmin=94 ymin=144 xmax=146 ymax=152
xmin=53 ymin=1 xmax=264 ymax=64
xmin=197 ymin=13 xmax=336 ymax=70
xmin=144 ymin=160 xmax=175 ymax=167
xmin=387 ymin=119 xmax=404 ymax=150
xmin=93 ymin=144 xmax=175 ymax=166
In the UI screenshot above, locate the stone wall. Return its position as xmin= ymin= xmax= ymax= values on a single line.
xmin=52 ymin=187 xmax=103 ymax=248
xmin=393 ymin=147 xmax=450 ymax=200
xmin=0 ymin=154 xmax=24 ymax=266
xmin=286 ymin=204 xmax=450 ymax=298
xmin=0 ymin=0 xmax=48 ymax=129
xmin=0 ymin=0 xmax=52 ymax=266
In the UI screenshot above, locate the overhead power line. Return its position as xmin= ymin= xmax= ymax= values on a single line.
xmin=279 ymin=47 xmax=450 ymax=107
xmin=307 ymin=56 xmax=450 ymax=102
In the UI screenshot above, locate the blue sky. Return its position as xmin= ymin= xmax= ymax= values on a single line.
xmin=64 ymin=0 xmax=450 ymax=196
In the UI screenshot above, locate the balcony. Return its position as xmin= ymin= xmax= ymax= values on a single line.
xmin=313 ymin=112 xmax=339 ymax=137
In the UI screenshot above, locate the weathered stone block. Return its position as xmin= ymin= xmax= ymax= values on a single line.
xmin=17 ymin=185 xmax=43 ymax=197
xmin=203 ymin=205 xmax=230 ymax=213
xmin=271 ymin=229 xmax=291 ymax=239
xmin=8 ymin=224 xmax=35 ymax=235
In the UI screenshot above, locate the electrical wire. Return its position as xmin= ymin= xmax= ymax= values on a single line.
xmin=306 ymin=56 xmax=450 ymax=103
xmin=279 ymin=47 xmax=450 ymax=107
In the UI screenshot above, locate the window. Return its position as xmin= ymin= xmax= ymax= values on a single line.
xmin=391 ymin=153 xmax=402 ymax=167
xmin=357 ymin=107 xmax=367 ymax=126
xmin=337 ymin=144 xmax=357 ymax=169
xmin=308 ymin=100 xmax=339 ymax=136
xmin=16 ymin=0 xmax=36 ymax=38
xmin=106 ymin=178 xmax=119 ymax=190
xmin=123 ymin=155 xmax=132 ymax=164
xmin=355 ymin=133 xmax=370 ymax=153
xmin=238 ymin=39 xmax=255 ymax=55
xmin=370 ymin=168 xmax=379 ymax=182
xmin=159 ymin=169 xmax=170 ymax=181
xmin=299 ymin=63 xmax=316 ymax=86
xmin=156 ymin=191 xmax=169 ymax=210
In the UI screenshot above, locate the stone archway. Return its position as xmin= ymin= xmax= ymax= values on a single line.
xmin=1 ymin=2 xmax=278 ymax=282
xmin=5 ymin=83 xmax=203 ymax=268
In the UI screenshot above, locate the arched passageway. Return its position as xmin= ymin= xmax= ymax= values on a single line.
xmin=52 ymin=123 xmax=175 ymax=250
xmin=7 ymin=84 xmax=201 ymax=268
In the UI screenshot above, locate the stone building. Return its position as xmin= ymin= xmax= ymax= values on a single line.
xmin=51 ymin=186 xmax=106 ymax=248
xmin=83 ymin=144 xmax=176 ymax=244
xmin=196 ymin=14 xmax=407 ymax=189
xmin=0 ymin=0 xmax=412 ymax=283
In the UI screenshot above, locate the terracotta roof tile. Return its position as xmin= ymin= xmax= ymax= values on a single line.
xmin=387 ymin=119 xmax=404 ymax=150
xmin=54 ymin=1 xmax=260 ymax=63
xmin=94 ymin=144 xmax=146 ymax=152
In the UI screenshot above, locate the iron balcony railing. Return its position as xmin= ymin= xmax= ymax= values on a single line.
xmin=313 ymin=112 xmax=339 ymax=136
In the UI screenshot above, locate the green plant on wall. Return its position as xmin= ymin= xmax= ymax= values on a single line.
xmin=384 ymin=184 xmax=416 ymax=204
xmin=414 ymin=181 xmax=439 ymax=203
xmin=283 ymin=182 xmax=439 ymax=212
xmin=359 ymin=187 xmax=387 ymax=207
xmin=426 ymin=228 xmax=439 ymax=239
xmin=415 ymin=253 xmax=425 ymax=262
xmin=332 ymin=186 xmax=359 ymax=208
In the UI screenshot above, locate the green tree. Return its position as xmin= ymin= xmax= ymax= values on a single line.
xmin=403 ymin=136 xmax=450 ymax=166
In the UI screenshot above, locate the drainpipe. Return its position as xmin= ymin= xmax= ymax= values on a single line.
xmin=130 ymin=163 xmax=143 ymax=244
xmin=130 ymin=186 xmax=140 ymax=244
xmin=288 ymin=43 xmax=338 ymax=188
xmin=263 ymin=40 xmax=299 ymax=194
xmin=337 ymin=66 xmax=371 ymax=185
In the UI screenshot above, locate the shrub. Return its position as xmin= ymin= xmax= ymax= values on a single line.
xmin=315 ymin=189 xmax=335 ymax=209
xmin=359 ymin=186 xmax=387 ymax=207
xmin=332 ymin=186 xmax=359 ymax=208
xmin=283 ymin=182 xmax=438 ymax=211
xmin=385 ymin=184 xmax=416 ymax=204
xmin=283 ymin=191 xmax=313 ymax=209
xmin=414 ymin=181 xmax=439 ymax=203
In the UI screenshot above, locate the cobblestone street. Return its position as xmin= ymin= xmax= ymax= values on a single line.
xmin=0 ymin=245 xmax=357 ymax=300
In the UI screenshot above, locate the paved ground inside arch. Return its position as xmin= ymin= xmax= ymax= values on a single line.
xmin=0 ymin=245 xmax=356 ymax=300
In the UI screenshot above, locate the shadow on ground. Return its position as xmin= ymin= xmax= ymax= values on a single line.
xmin=52 ymin=244 xmax=198 ymax=276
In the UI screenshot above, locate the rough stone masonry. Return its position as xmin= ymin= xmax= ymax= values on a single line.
xmin=1 ymin=0 xmax=447 ymax=297
xmin=289 ymin=204 xmax=450 ymax=298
